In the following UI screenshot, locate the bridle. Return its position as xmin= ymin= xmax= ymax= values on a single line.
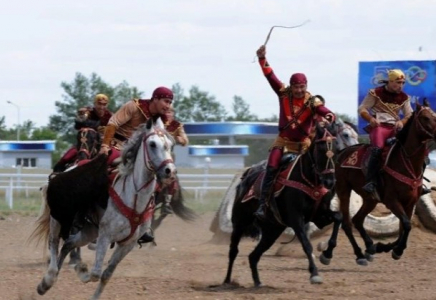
xmin=77 ymin=128 xmax=100 ymax=159
xmin=313 ymin=128 xmax=336 ymax=177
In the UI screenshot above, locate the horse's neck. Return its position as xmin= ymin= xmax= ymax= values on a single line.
xmin=295 ymin=153 xmax=316 ymax=182
xmin=116 ymin=145 xmax=156 ymax=212
xmin=395 ymin=126 xmax=427 ymax=174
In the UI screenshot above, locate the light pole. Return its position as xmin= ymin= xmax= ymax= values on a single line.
xmin=6 ymin=101 xmax=20 ymax=141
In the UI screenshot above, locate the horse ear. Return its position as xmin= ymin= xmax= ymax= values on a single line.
xmin=146 ymin=118 xmax=153 ymax=130
xmin=423 ymin=98 xmax=430 ymax=107
xmin=416 ymin=101 xmax=422 ymax=111
xmin=156 ymin=117 xmax=165 ymax=130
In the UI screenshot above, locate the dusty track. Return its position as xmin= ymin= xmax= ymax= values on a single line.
xmin=2 ymin=212 xmax=436 ymax=300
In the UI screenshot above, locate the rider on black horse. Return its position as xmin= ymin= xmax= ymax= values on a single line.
xmin=358 ymin=69 xmax=431 ymax=197
xmin=254 ymin=45 xmax=336 ymax=220
xmin=53 ymin=94 xmax=112 ymax=172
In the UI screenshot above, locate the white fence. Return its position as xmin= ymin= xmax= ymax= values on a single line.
xmin=0 ymin=172 xmax=236 ymax=209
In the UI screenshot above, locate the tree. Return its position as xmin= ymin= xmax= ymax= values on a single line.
xmin=226 ymin=96 xmax=258 ymax=121
xmin=173 ymin=85 xmax=227 ymax=122
xmin=48 ymin=73 xmax=143 ymax=144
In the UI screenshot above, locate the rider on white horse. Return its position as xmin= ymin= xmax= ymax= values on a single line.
xmin=99 ymin=86 xmax=185 ymax=243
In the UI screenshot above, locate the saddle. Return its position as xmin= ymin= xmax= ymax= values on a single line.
xmin=242 ymin=154 xmax=301 ymax=203
xmin=340 ymin=143 xmax=395 ymax=176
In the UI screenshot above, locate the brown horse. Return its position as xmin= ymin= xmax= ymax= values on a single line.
xmin=333 ymin=101 xmax=436 ymax=264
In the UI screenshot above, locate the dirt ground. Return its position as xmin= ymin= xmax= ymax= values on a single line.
xmin=2 ymin=212 xmax=436 ymax=300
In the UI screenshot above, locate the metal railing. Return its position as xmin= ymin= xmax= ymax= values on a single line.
xmin=0 ymin=173 xmax=235 ymax=209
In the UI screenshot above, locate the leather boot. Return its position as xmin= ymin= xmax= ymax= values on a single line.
xmin=162 ymin=194 xmax=174 ymax=215
xmin=138 ymin=230 xmax=155 ymax=244
xmin=254 ymin=166 xmax=279 ymax=220
xmin=362 ymin=147 xmax=382 ymax=194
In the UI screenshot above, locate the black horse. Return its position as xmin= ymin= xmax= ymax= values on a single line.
xmin=223 ymin=123 xmax=343 ymax=286
xmin=53 ymin=127 xmax=101 ymax=173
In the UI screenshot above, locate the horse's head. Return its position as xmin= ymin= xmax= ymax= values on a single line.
xmin=310 ymin=122 xmax=337 ymax=189
xmin=410 ymin=101 xmax=436 ymax=142
xmin=334 ymin=118 xmax=359 ymax=150
xmin=142 ymin=118 xmax=177 ymax=184
xmin=76 ymin=127 xmax=101 ymax=161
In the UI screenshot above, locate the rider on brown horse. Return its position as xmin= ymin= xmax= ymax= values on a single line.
xmin=54 ymin=94 xmax=112 ymax=172
xmin=358 ymin=69 xmax=430 ymax=196
xmin=99 ymin=86 xmax=184 ymax=243
xmin=254 ymin=45 xmax=336 ymax=220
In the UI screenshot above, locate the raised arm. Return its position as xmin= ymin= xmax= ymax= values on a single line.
xmin=257 ymin=45 xmax=285 ymax=96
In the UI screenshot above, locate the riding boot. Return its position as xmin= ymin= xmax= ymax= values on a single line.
xmin=254 ymin=166 xmax=279 ymax=220
xmin=161 ymin=194 xmax=174 ymax=215
xmin=362 ymin=147 xmax=382 ymax=194
xmin=138 ymin=230 xmax=154 ymax=244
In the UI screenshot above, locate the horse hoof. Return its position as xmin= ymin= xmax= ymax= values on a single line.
xmin=356 ymin=258 xmax=368 ymax=266
xmin=317 ymin=241 xmax=328 ymax=252
xmin=254 ymin=282 xmax=262 ymax=288
xmin=364 ymin=252 xmax=374 ymax=262
xmin=391 ymin=251 xmax=402 ymax=260
xmin=90 ymin=273 xmax=100 ymax=282
xmin=310 ymin=275 xmax=323 ymax=284
xmin=319 ymin=253 xmax=331 ymax=265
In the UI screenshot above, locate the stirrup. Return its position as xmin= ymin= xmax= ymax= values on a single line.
xmin=138 ymin=232 xmax=155 ymax=244
xmin=362 ymin=182 xmax=376 ymax=193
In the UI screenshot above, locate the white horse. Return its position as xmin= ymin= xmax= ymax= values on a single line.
xmin=334 ymin=118 xmax=359 ymax=150
xmin=33 ymin=118 xmax=176 ymax=300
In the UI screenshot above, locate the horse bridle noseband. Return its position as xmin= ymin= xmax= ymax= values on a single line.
xmin=313 ymin=128 xmax=336 ymax=176
xmin=77 ymin=127 xmax=99 ymax=159
xmin=143 ymin=128 xmax=174 ymax=174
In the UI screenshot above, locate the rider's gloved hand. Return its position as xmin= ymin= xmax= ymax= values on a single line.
xmin=99 ymin=144 xmax=110 ymax=155
xmin=256 ymin=45 xmax=266 ymax=58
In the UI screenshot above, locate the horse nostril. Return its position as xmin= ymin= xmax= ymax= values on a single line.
xmin=165 ymin=168 xmax=171 ymax=175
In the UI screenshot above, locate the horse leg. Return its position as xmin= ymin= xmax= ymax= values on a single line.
xmin=37 ymin=217 xmax=61 ymax=295
xmin=68 ymin=248 xmax=81 ymax=266
xmin=351 ymin=197 xmax=377 ymax=261
xmin=337 ymin=188 xmax=367 ymax=265
xmin=292 ymin=220 xmax=323 ymax=284
xmin=318 ymin=211 xmax=343 ymax=265
xmin=248 ymin=222 xmax=285 ymax=287
xmin=90 ymin=242 xmax=136 ymax=300
xmin=223 ymin=224 xmax=245 ymax=284
xmin=387 ymin=203 xmax=413 ymax=260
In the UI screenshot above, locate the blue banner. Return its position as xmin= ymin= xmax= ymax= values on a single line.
xmin=357 ymin=60 xmax=436 ymax=134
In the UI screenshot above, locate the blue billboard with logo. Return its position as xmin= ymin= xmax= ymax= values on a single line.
xmin=358 ymin=60 xmax=436 ymax=134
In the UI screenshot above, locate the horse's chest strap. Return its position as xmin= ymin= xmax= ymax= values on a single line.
xmin=109 ymin=186 xmax=155 ymax=244
xmin=383 ymin=166 xmax=422 ymax=193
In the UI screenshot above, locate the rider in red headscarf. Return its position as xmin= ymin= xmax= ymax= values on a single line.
xmin=254 ymin=45 xmax=336 ymax=220
xmin=99 ymin=86 xmax=181 ymax=243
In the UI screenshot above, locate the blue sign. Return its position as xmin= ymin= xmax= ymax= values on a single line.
xmin=358 ymin=60 xmax=436 ymax=134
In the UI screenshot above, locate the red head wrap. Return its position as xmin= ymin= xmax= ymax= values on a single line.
xmin=289 ymin=73 xmax=307 ymax=85
xmin=152 ymin=86 xmax=174 ymax=100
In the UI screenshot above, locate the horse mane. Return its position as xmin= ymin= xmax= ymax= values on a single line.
xmin=396 ymin=110 xmax=416 ymax=144
xmin=119 ymin=124 xmax=149 ymax=176
xmin=343 ymin=121 xmax=358 ymax=133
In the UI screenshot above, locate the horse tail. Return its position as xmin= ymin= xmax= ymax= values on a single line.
xmin=171 ymin=187 xmax=198 ymax=222
xmin=27 ymin=184 xmax=51 ymax=248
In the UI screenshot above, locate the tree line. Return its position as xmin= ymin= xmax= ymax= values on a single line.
xmin=0 ymin=73 xmax=357 ymax=166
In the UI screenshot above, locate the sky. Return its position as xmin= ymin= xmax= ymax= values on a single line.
xmin=2 ymin=0 xmax=436 ymax=128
